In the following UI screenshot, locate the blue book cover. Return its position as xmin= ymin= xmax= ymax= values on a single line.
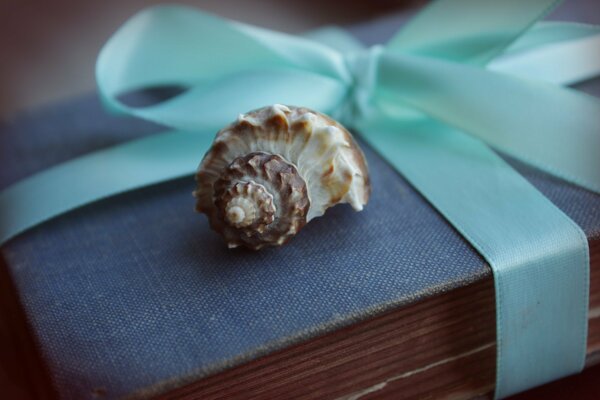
xmin=1 ymin=3 xmax=599 ymax=399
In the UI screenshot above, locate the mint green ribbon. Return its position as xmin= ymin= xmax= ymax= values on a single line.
xmin=1 ymin=0 xmax=599 ymax=397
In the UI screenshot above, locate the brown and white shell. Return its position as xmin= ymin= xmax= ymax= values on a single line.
xmin=194 ymin=105 xmax=370 ymax=250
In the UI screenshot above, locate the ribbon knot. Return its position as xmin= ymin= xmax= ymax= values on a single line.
xmin=340 ymin=45 xmax=385 ymax=126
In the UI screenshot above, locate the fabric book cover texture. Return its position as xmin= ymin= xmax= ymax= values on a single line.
xmin=1 ymin=3 xmax=600 ymax=399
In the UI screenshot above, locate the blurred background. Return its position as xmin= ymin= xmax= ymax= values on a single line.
xmin=1 ymin=0 xmax=599 ymax=399
xmin=0 ymin=0 xmax=420 ymax=119
xmin=2 ymin=0 xmax=598 ymax=119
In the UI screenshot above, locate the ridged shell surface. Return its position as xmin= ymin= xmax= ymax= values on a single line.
xmin=195 ymin=105 xmax=370 ymax=249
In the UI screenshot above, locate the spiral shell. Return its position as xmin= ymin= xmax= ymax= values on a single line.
xmin=194 ymin=105 xmax=370 ymax=250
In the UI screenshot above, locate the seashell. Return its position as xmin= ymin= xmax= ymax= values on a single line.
xmin=194 ymin=105 xmax=370 ymax=250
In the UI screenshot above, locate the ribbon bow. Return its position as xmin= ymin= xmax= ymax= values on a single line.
xmin=1 ymin=0 xmax=599 ymax=397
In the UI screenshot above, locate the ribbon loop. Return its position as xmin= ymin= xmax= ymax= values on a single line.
xmin=97 ymin=5 xmax=352 ymax=129
xmin=387 ymin=0 xmax=560 ymax=65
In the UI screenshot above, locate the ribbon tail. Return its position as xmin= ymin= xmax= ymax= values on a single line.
xmin=503 ymin=21 xmax=600 ymax=54
xmin=359 ymin=119 xmax=589 ymax=398
xmin=373 ymin=52 xmax=600 ymax=193
xmin=490 ymin=23 xmax=600 ymax=85
xmin=0 ymin=131 xmax=213 ymax=245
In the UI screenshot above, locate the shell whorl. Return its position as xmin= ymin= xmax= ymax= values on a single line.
xmin=212 ymin=152 xmax=309 ymax=249
xmin=195 ymin=105 xmax=370 ymax=250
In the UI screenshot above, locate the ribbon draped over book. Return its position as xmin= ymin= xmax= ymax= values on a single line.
xmin=1 ymin=0 xmax=599 ymax=397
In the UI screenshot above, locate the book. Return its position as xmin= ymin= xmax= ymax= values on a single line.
xmin=1 ymin=3 xmax=599 ymax=399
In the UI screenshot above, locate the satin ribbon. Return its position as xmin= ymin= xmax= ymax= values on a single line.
xmin=1 ymin=0 xmax=600 ymax=397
